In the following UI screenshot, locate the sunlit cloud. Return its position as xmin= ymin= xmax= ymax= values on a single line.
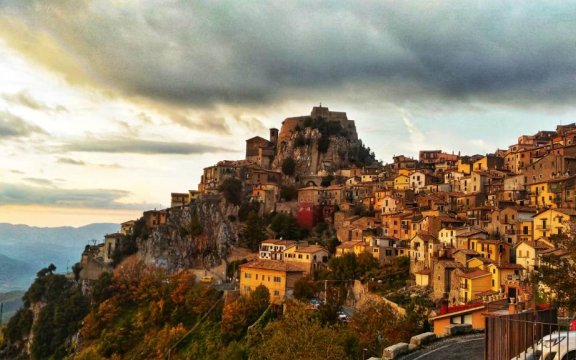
xmin=0 ymin=182 xmax=161 ymax=210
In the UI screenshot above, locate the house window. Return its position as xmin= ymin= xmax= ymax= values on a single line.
xmin=273 ymin=276 xmax=281 ymax=283
xmin=274 ymin=290 xmax=280 ymax=297
xmin=244 ymin=272 xmax=251 ymax=279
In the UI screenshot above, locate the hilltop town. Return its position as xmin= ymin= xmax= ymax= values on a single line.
xmin=76 ymin=106 xmax=574 ymax=322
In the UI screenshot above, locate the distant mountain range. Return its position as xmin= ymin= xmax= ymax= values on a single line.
xmin=0 ymin=223 xmax=119 ymax=292
xmin=0 ymin=290 xmax=25 ymax=324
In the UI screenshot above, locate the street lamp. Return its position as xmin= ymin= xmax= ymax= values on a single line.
xmin=362 ymin=348 xmax=368 ymax=360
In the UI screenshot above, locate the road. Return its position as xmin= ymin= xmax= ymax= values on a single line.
xmin=400 ymin=334 xmax=484 ymax=360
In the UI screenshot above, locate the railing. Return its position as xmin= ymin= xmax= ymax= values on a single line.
xmin=535 ymin=225 xmax=549 ymax=230
xmin=485 ymin=308 xmax=561 ymax=360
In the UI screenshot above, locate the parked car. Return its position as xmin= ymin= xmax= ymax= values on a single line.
xmin=200 ymin=275 xmax=213 ymax=284
xmin=338 ymin=311 xmax=348 ymax=322
xmin=512 ymin=330 xmax=576 ymax=360
xmin=310 ymin=298 xmax=321 ymax=309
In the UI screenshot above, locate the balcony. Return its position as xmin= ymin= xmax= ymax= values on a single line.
xmin=535 ymin=225 xmax=549 ymax=230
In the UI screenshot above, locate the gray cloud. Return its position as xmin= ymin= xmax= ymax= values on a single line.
xmin=1 ymin=90 xmax=68 ymax=112
xmin=0 ymin=110 xmax=46 ymax=138
xmin=61 ymin=138 xmax=234 ymax=155
xmin=23 ymin=177 xmax=55 ymax=187
xmin=0 ymin=182 xmax=162 ymax=210
xmin=1 ymin=1 xmax=575 ymax=110
xmin=57 ymin=157 xmax=86 ymax=166
xmin=57 ymin=157 xmax=124 ymax=169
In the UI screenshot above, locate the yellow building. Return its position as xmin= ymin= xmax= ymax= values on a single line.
xmin=529 ymin=181 xmax=556 ymax=208
xmin=283 ymin=244 xmax=329 ymax=275
xmin=335 ymin=240 xmax=368 ymax=257
xmin=485 ymin=263 xmax=525 ymax=293
xmin=457 ymin=160 xmax=471 ymax=175
xmin=394 ymin=174 xmax=410 ymax=190
xmin=532 ymin=208 xmax=576 ymax=239
xmin=398 ymin=169 xmax=411 ymax=177
xmin=459 ymin=269 xmax=492 ymax=303
xmin=239 ymin=260 xmax=304 ymax=304
xmin=517 ymin=219 xmax=534 ymax=242
xmin=468 ymin=239 xmax=511 ymax=263
xmin=430 ymin=304 xmax=486 ymax=336
xmin=415 ymin=268 xmax=431 ymax=287
xmin=515 ymin=240 xmax=554 ymax=272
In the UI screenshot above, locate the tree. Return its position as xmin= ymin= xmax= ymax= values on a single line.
xmin=348 ymin=299 xmax=406 ymax=356
xmin=238 ymin=202 xmax=260 ymax=222
xmin=321 ymin=175 xmax=334 ymax=187
xmin=242 ymin=211 xmax=267 ymax=251
xmin=250 ymin=301 xmax=349 ymax=360
xmin=326 ymin=237 xmax=341 ymax=255
xmin=328 ymin=253 xmax=358 ymax=281
xmin=218 ymin=178 xmax=243 ymax=206
xmin=270 ymin=213 xmax=302 ymax=240
xmin=280 ymin=185 xmax=297 ymax=201
xmin=281 ymin=157 xmax=296 ymax=176
xmin=293 ymin=277 xmax=317 ymax=300
xmin=247 ymin=285 xmax=270 ymax=322
xmin=536 ymin=230 xmax=576 ymax=313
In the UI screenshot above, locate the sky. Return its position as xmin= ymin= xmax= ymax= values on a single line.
xmin=0 ymin=0 xmax=575 ymax=227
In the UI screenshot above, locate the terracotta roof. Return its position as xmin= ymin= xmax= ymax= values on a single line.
xmin=489 ymin=263 xmax=525 ymax=270
xmin=240 ymin=259 xmax=305 ymax=272
xmin=294 ymin=245 xmax=327 ymax=254
xmin=416 ymin=234 xmax=439 ymax=243
xmin=437 ymin=261 xmax=460 ymax=268
xmin=453 ymin=249 xmax=480 ymax=256
xmin=516 ymin=240 xmax=553 ymax=250
xmin=262 ymin=239 xmax=298 ymax=246
xmin=104 ymin=233 xmax=124 ymax=238
xmin=469 ymin=257 xmax=493 ymax=264
xmin=456 ymin=227 xmax=488 ymax=238
xmin=337 ymin=241 xmax=365 ymax=249
xmin=459 ymin=269 xmax=491 ymax=279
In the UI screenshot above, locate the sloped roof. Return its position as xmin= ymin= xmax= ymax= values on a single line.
xmin=459 ymin=269 xmax=491 ymax=279
xmin=239 ymin=259 xmax=304 ymax=273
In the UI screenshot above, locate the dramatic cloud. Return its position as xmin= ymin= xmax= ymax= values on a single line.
xmin=61 ymin=138 xmax=234 ymax=155
xmin=0 ymin=182 xmax=161 ymax=210
xmin=0 ymin=110 xmax=46 ymax=138
xmin=1 ymin=90 xmax=67 ymax=112
xmin=1 ymin=1 xmax=575 ymax=111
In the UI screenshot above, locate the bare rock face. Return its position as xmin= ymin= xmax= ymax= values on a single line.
xmin=137 ymin=196 xmax=238 ymax=270
xmin=272 ymin=106 xmax=361 ymax=176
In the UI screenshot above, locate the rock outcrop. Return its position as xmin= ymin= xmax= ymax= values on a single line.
xmin=272 ymin=106 xmax=366 ymax=176
xmin=137 ymin=195 xmax=238 ymax=270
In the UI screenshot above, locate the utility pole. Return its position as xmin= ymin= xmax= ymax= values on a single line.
xmin=0 ymin=302 xmax=3 ymax=325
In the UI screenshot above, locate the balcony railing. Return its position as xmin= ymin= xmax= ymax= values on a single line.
xmin=535 ymin=225 xmax=549 ymax=230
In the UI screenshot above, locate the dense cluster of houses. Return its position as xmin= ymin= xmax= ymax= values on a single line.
xmin=236 ymin=122 xmax=576 ymax=317
xmin=80 ymin=108 xmax=575 ymax=330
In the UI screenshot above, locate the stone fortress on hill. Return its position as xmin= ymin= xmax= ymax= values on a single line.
xmin=242 ymin=105 xmax=360 ymax=175
xmin=78 ymin=105 xmax=576 ymax=333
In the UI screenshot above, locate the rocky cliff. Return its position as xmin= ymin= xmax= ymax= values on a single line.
xmin=272 ymin=106 xmax=375 ymax=176
xmin=137 ymin=195 xmax=238 ymax=270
